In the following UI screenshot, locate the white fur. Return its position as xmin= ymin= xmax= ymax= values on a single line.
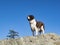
xmin=30 ymin=19 xmax=39 ymax=35
xmin=30 ymin=19 xmax=36 ymax=30
xmin=35 ymin=27 xmax=39 ymax=35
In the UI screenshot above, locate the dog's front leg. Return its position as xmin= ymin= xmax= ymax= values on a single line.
xmin=36 ymin=30 xmax=39 ymax=35
xmin=35 ymin=27 xmax=39 ymax=35
xmin=32 ymin=31 xmax=34 ymax=36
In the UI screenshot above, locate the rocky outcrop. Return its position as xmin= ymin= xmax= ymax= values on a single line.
xmin=0 ymin=33 xmax=60 ymax=45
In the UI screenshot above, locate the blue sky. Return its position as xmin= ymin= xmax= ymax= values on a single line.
xmin=0 ymin=0 xmax=60 ymax=39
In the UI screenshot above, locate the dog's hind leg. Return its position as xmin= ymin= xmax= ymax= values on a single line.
xmin=41 ymin=26 xmax=45 ymax=34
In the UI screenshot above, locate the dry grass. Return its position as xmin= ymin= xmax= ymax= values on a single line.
xmin=0 ymin=33 xmax=60 ymax=45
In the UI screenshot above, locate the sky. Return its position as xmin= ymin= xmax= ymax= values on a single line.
xmin=0 ymin=0 xmax=60 ymax=39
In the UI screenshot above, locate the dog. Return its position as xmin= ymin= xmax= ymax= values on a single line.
xmin=27 ymin=15 xmax=45 ymax=36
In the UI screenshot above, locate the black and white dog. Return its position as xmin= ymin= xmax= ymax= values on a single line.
xmin=27 ymin=15 xmax=45 ymax=36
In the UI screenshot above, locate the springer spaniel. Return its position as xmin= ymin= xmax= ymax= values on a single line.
xmin=27 ymin=15 xmax=45 ymax=36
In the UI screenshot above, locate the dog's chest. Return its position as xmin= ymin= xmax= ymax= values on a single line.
xmin=30 ymin=19 xmax=40 ymax=30
xmin=31 ymin=22 xmax=36 ymax=28
xmin=30 ymin=23 xmax=36 ymax=30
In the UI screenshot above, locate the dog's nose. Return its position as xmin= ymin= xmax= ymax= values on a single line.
xmin=27 ymin=17 xmax=30 ymax=21
xmin=28 ymin=16 xmax=30 ymax=19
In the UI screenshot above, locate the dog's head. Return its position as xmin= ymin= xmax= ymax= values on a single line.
xmin=27 ymin=15 xmax=34 ymax=21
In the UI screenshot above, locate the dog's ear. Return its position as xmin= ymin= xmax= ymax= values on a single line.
xmin=28 ymin=15 xmax=34 ymax=19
